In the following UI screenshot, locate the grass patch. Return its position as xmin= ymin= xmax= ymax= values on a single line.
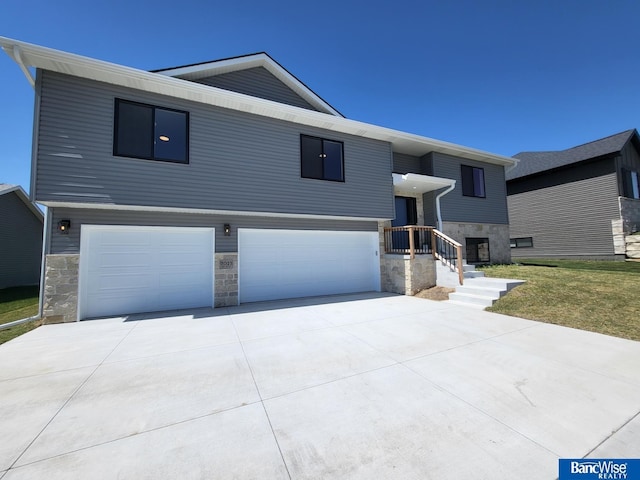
xmin=0 ymin=286 xmax=41 ymax=345
xmin=481 ymin=260 xmax=640 ymax=341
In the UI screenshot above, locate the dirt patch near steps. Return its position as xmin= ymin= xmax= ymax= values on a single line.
xmin=414 ymin=286 xmax=455 ymax=301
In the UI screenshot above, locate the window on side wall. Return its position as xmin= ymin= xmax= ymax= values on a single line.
xmin=510 ymin=237 xmax=533 ymax=248
xmin=466 ymin=237 xmax=490 ymax=263
xmin=114 ymin=99 xmax=189 ymax=164
xmin=300 ymin=134 xmax=344 ymax=182
xmin=622 ymin=168 xmax=640 ymax=199
xmin=461 ymin=165 xmax=486 ymax=198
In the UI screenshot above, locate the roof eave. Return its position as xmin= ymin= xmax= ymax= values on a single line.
xmin=0 ymin=36 xmax=516 ymax=167
xmin=0 ymin=184 xmax=44 ymax=221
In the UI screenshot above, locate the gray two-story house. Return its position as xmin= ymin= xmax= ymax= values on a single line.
xmin=1 ymin=36 xmax=515 ymax=322
xmin=507 ymin=129 xmax=640 ymax=259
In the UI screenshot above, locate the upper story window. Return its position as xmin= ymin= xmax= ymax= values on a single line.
xmin=622 ymin=168 xmax=640 ymax=199
xmin=114 ymin=99 xmax=189 ymax=164
xmin=300 ymin=134 xmax=344 ymax=182
xmin=461 ymin=165 xmax=486 ymax=198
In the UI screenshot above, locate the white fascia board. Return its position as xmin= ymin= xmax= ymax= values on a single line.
xmin=40 ymin=201 xmax=390 ymax=222
xmin=0 ymin=36 xmax=516 ymax=167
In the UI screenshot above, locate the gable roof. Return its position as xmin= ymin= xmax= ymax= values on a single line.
xmin=0 ymin=184 xmax=44 ymax=221
xmin=508 ymin=129 xmax=637 ymax=181
xmin=0 ymin=36 xmax=516 ymax=167
xmin=152 ymin=52 xmax=343 ymax=117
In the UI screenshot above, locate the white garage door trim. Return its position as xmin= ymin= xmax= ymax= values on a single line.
xmin=238 ymin=228 xmax=380 ymax=303
xmin=78 ymin=225 xmax=215 ymax=320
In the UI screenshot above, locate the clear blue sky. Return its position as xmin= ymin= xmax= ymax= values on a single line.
xmin=1 ymin=0 xmax=639 ymax=192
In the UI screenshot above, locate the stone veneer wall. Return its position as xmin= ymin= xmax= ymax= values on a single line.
xmin=613 ymin=198 xmax=640 ymax=255
xmin=441 ymin=222 xmax=511 ymax=264
xmin=378 ymin=220 xmax=436 ymax=295
xmin=625 ymin=234 xmax=640 ymax=259
xmin=215 ymin=252 xmax=238 ymax=307
xmin=381 ymin=254 xmax=436 ymax=295
xmin=42 ymin=254 xmax=79 ymax=324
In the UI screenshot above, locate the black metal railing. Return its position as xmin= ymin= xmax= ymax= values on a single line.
xmin=383 ymin=226 xmax=464 ymax=284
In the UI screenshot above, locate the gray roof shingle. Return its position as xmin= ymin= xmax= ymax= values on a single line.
xmin=507 ymin=129 xmax=637 ymax=181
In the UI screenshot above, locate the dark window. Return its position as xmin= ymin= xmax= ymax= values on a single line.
xmin=466 ymin=237 xmax=490 ymax=263
xmin=510 ymin=237 xmax=533 ymax=248
xmin=391 ymin=196 xmax=418 ymax=250
xmin=301 ymin=135 xmax=344 ymax=181
xmin=622 ymin=168 xmax=640 ymax=199
xmin=114 ymin=99 xmax=189 ymax=163
xmin=461 ymin=165 xmax=486 ymax=198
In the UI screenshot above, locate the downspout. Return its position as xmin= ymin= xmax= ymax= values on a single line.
xmin=435 ymin=181 xmax=456 ymax=231
xmin=12 ymin=45 xmax=35 ymax=88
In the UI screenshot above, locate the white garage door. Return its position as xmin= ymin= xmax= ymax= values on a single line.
xmin=238 ymin=229 xmax=379 ymax=303
xmin=79 ymin=225 xmax=214 ymax=320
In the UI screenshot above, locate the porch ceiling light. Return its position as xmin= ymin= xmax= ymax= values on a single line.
xmin=159 ymin=135 xmax=170 ymax=142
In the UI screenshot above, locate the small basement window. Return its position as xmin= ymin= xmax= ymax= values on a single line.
xmin=114 ymin=99 xmax=189 ymax=163
xmin=466 ymin=237 xmax=490 ymax=263
xmin=301 ymin=134 xmax=344 ymax=182
xmin=461 ymin=165 xmax=486 ymax=198
xmin=510 ymin=237 xmax=533 ymax=248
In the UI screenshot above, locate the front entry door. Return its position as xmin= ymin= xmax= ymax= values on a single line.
xmin=392 ymin=196 xmax=418 ymax=250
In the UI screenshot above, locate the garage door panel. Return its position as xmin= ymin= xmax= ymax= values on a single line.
xmin=239 ymin=229 xmax=379 ymax=303
xmin=79 ymin=226 xmax=214 ymax=319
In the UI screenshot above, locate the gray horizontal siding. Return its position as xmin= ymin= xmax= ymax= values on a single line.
xmin=49 ymin=207 xmax=378 ymax=254
xmin=195 ymin=67 xmax=318 ymax=111
xmin=35 ymin=71 xmax=394 ymax=220
xmin=392 ymin=153 xmax=433 ymax=175
xmin=0 ymin=193 xmax=43 ymax=288
xmin=432 ymin=153 xmax=509 ymax=225
xmin=392 ymin=153 xmax=421 ymax=174
xmin=508 ymin=172 xmax=620 ymax=257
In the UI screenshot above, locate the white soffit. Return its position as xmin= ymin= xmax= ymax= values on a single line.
xmin=392 ymin=173 xmax=455 ymax=194
xmin=0 ymin=36 xmax=516 ymax=166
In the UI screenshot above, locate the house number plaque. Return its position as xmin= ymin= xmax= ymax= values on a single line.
xmin=219 ymin=259 xmax=234 ymax=269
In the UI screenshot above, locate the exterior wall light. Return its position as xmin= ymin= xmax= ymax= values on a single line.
xmin=224 ymin=224 xmax=231 ymax=236
xmin=58 ymin=219 xmax=71 ymax=234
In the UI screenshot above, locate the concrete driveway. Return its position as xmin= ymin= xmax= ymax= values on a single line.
xmin=1 ymin=293 xmax=639 ymax=479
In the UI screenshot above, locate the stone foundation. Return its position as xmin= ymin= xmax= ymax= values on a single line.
xmin=215 ymin=252 xmax=238 ymax=307
xmin=42 ymin=254 xmax=79 ymax=324
xmin=612 ymin=219 xmax=626 ymax=255
xmin=441 ymin=222 xmax=511 ymax=264
xmin=381 ymin=254 xmax=436 ymax=295
xmin=626 ymin=234 xmax=640 ymax=259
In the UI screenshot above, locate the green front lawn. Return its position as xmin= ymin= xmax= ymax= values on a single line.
xmin=0 ymin=286 xmax=41 ymax=345
xmin=481 ymin=259 xmax=640 ymax=341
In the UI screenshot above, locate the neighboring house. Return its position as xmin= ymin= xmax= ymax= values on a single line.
xmin=0 ymin=36 xmax=516 ymax=322
xmin=507 ymin=129 xmax=640 ymax=259
xmin=0 ymin=184 xmax=43 ymax=289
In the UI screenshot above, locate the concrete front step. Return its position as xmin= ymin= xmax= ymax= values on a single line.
xmin=464 ymin=270 xmax=485 ymax=279
xmin=448 ymin=292 xmax=496 ymax=308
xmin=447 ymin=277 xmax=525 ymax=308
